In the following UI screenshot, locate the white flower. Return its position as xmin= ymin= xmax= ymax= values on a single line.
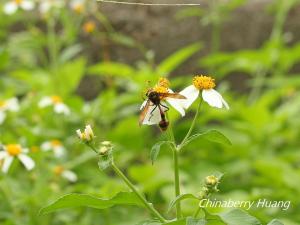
xmin=180 ymin=75 xmax=229 ymax=110
xmin=38 ymin=96 xmax=70 ymax=115
xmin=76 ymin=124 xmax=95 ymax=142
xmin=3 ymin=0 xmax=35 ymax=15
xmin=38 ymin=0 xmax=64 ymax=14
xmin=70 ymin=0 xmax=84 ymax=13
xmin=0 ymin=98 xmax=19 ymax=124
xmin=0 ymin=144 xmax=35 ymax=173
xmin=139 ymin=78 xmax=186 ymax=126
xmin=41 ymin=140 xmax=66 ymax=158
xmin=53 ymin=166 xmax=77 ymax=182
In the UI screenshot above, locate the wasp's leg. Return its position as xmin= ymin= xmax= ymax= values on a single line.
xmin=148 ymin=105 xmax=158 ymax=122
xmin=160 ymin=104 xmax=169 ymax=112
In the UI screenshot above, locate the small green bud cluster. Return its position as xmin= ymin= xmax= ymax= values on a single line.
xmin=198 ymin=175 xmax=220 ymax=199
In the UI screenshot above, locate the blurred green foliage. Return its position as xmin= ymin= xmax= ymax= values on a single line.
xmin=1 ymin=0 xmax=300 ymax=225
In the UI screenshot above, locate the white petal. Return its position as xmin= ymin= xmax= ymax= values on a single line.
xmin=221 ymin=97 xmax=230 ymax=110
xmin=54 ymin=146 xmax=65 ymax=157
xmin=54 ymin=103 xmax=70 ymax=115
xmin=38 ymin=97 xmax=52 ymax=108
xmin=202 ymin=89 xmax=227 ymax=109
xmin=0 ymin=112 xmax=6 ymax=124
xmin=62 ymin=170 xmax=78 ymax=182
xmin=142 ymin=104 xmax=162 ymax=125
xmin=2 ymin=156 xmax=14 ymax=173
xmin=18 ymin=154 xmax=35 ymax=170
xmin=41 ymin=142 xmax=51 ymax=151
xmin=179 ymin=85 xmax=199 ymax=109
xmin=140 ymin=100 xmax=148 ymax=110
xmin=166 ymin=89 xmax=185 ymax=116
xmin=3 ymin=2 xmax=18 ymax=15
xmin=0 ymin=151 xmax=8 ymax=160
xmin=6 ymin=98 xmax=19 ymax=111
xmin=21 ymin=0 xmax=35 ymax=10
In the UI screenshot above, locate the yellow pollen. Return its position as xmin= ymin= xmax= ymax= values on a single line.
xmin=193 ymin=75 xmax=216 ymax=90
xmin=51 ymin=140 xmax=62 ymax=147
xmin=83 ymin=21 xmax=96 ymax=33
xmin=6 ymin=144 xmax=22 ymax=156
xmin=51 ymin=95 xmax=62 ymax=104
xmin=0 ymin=100 xmax=7 ymax=108
xmin=53 ymin=166 xmax=64 ymax=175
xmin=14 ymin=0 xmax=23 ymax=5
xmin=158 ymin=77 xmax=170 ymax=88
xmin=152 ymin=86 xmax=168 ymax=94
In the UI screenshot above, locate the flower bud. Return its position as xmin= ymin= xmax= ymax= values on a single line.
xmin=99 ymin=146 xmax=109 ymax=155
xmin=205 ymin=175 xmax=219 ymax=187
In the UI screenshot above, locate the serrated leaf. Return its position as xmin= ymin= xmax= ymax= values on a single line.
xmin=157 ymin=43 xmax=202 ymax=74
xmin=39 ymin=192 xmax=144 ymax=215
xmin=150 ymin=141 xmax=171 ymax=164
xmin=218 ymin=209 xmax=261 ymax=225
xmin=267 ymin=219 xmax=284 ymax=225
xmin=184 ymin=130 xmax=231 ymax=147
xmin=186 ymin=217 xmax=207 ymax=225
xmin=168 ymin=194 xmax=199 ymax=212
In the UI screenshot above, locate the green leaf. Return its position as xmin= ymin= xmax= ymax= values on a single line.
xmin=39 ymin=192 xmax=144 ymax=215
xmin=168 ymin=194 xmax=199 ymax=212
xmin=186 ymin=218 xmax=207 ymax=225
xmin=267 ymin=219 xmax=284 ymax=225
xmin=88 ymin=62 xmax=136 ymax=78
xmin=163 ymin=219 xmax=186 ymax=225
xmin=157 ymin=43 xmax=202 ymax=74
xmin=58 ymin=58 xmax=86 ymax=96
xmin=184 ymin=130 xmax=232 ymax=147
xmin=150 ymin=141 xmax=171 ymax=165
xmin=218 ymin=209 xmax=261 ymax=225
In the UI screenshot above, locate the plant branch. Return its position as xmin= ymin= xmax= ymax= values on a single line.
xmin=111 ymin=161 xmax=166 ymax=223
xmin=179 ymin=97 xmax=203 ymax=149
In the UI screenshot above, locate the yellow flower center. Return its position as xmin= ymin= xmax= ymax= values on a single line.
xmin=0 ymin=100 xmax=7 ymax=108
xmin=51 ymin=140 xmax=62 ymax=147
xmin=53 ymin=166 xmax=64 ymax=175
xmin=158 ymin=77 xmax=170 ymax=88
xmin=192 ymin=75 xmax=216 ymax=90
xmin=6 ymin=144 xmax=22 ymax=156
xmin=51 ymin=95 xmax=62 ymax=104
xmin=83 ymin=21 xmax=96 ymax=33
xmin=14 ymin=0 xmax=23 ymax=5
xmin=152 ymin=86 xmax=168 ymax=94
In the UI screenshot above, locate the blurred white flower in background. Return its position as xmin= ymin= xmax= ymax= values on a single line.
xmin=38 ymin=95 xmax=70 ymax=115
xmin=38 ymin=0 xmax=64 ymax=14
xmin=0 ymin=98 xmax=19 ymax=124
xmin=0 ymin=144 xmax=35 ymax=173
xmin=53 ymin=165 xmax=78 ymax=182
xmin=70 ymin=0 xmax=85 ymax=14
xmin=41 ymin=140 xmax=66 ymax=158
xmin=3 ymin=0 xmax=35 ymax=15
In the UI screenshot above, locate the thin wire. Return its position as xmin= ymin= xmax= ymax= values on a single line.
xmin=97 ymin=0 xmax=201 ymax=6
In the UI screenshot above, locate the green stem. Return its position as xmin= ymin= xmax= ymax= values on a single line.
xmin=179 ymin=97 xmax=203 ymax=148
xmin=193 ymin=207 xmax=201 ymax=218
xmin=111 ymin=161 xmax=166 ymax=223
xmin=173 ymin=148 xmax=182 ymax=219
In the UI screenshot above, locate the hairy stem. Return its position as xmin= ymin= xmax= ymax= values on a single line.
xmin=111 ymin=161 xmax=166 ymax=223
